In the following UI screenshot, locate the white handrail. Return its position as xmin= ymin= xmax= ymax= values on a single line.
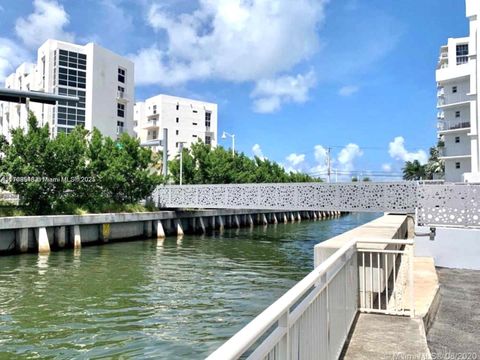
xmin=206 ymin=238 xmax=358 ymax=360
xmin=207 ymin=237 xmax=415 ymax=359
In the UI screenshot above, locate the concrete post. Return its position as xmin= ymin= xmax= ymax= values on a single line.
xmin=199 ymin=217 xmax=206 ymax=234
xmin=272 ymin=213 xmax=278 ymax=224
xmin=297 ymin=212 xmax=302 ymax=222
xmin=211 ymin=216 xmax=216 ymax=231
xmin=157 ymin=220 xmax=165 ymax=238
xmin=290 ymin=212 xmax=295 ymax=222
xmin=73 ymin=225 xmax=81 ymax=249
xmin=36 ymin=227 xmax=50 ymax=253
xmin=304 ymin=211 xmax=310 ymax=220
xmin=16 ymin=228 xmax=29 ymax=253
xmin=218 ymin=216 xmax=224 ymax=231
xmin=262 ymin=213 xmax=268 ymax=226
xmin=55 ymin=226 xmax=66 ymax=248
xmin=234 ymin=215 xmax=241 ymax=228
xmin=247 ymin=214 xmax=254 ymax=227
xmin=283 ymin=213 xmax=288 ymax=224
xmin=176 ymin=220 xmax=184 ymax=236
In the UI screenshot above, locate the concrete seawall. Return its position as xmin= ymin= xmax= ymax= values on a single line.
xmin=0 ymin=209 xmax=344 ymax=255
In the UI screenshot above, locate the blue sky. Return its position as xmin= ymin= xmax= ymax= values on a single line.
xmin=0 ymin=0 xmax=471 ymax=180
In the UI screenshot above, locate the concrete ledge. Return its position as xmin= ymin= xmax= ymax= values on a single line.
xmin=0 ymin=209 xmax=302 ymax=230
xmin=314 ymin=214 xmax=411 ymax=267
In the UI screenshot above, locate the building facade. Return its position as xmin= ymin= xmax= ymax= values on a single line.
xmin=0 ymin=39 xmax=134 ymax=141
xmin=134 ymin=94 xmax=218 ymax=159
xmin=436 ymin=0 xmax=479 ymax=182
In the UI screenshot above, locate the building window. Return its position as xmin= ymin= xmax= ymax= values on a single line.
xmin=456 ymin=44 xmax=469 ymax=65
xmin=205 ymin=135 xmax=211 ymax=145
xmin=118 ymin=68 xmax=126 ymax=83
xmin=176 ymin=103 xmax=179 ymax=110
xmin=193 ymin=134 xmax=197 ymax=138
xmin=152 ymin=130 xmax=157 ymax=139
xmin=455 ymin=111 xmax=461 ymax=118
xmin=192 ymin=122 xmax=197 ymax=126
xmin=193 ymin=110 xmax=198 ymax=113
xmin=205 ymin=111 xmax=211 ymax=128
xmin=452 ymin=86 xmax=457 ymax=93
xmin=455 ymin=162 xmax=461 ymax=169
xmin=176 ymin=130 xmax=179 ymax=135
xmin=455 ymin=136 xmax=460 ymax=143
xmin=176 ymin=117 xmax=179 ymax=123
xmin=117 ymin=103 xmax=125 ymax=117
xmin=153 ymin=105 xmax=157 ymax=115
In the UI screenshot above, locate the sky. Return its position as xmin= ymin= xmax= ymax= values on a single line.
xmin=0 ymin=0 xmax=471 ymax=181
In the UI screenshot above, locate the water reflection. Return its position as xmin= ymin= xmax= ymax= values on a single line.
xmin=0 ymin=212 xmax=379 ymax=359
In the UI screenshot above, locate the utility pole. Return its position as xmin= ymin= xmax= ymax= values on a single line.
xmin=327 ymin=147 xmax=331 ymax=183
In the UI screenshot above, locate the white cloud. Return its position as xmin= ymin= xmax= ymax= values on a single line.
xmin=132 ymin=0 xmax=327 ymax=86
xmin=15 ymin=0 xmax=74 ymax=49
xmin=382 ymin=163 xmax=392 ymax=172
xmin=252 ymin=144 xmax=265 ymax=160
xmin=286 ymin=153 xmax=305 ymax=166
xmin=388 ymin=136 xmax=428 ymax=164
xmin=338 ymin=85 xmax=359 ymax=96
xmin=283 ymin=152 xmax=306 ymax=172
xmin=251 ymin=71 xmax=316 ymax=113
xmin=337 ymin=143 xmax=363 ymax=172
xmin=0 ymin=39 xmax=29 ymax=82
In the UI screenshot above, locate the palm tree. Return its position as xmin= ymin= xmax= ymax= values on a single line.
xmin=402 ymin=160 xmax=426 ymax=180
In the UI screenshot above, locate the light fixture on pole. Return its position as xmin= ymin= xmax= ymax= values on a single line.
xmin=221 ymin=131 xmax=235 ymax=156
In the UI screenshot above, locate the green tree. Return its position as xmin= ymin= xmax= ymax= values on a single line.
xmin=402 ymin=160 xmax=426 ymax=180
xmin=425 ymin=146 xmax=444 ymax=179
xmin=87 ymin=129 xmax=162 ymax=205
xmin=168 ymin=141 xmax=319 ymax=184
xmin=0 ymin=112 xmax=88 ymax=214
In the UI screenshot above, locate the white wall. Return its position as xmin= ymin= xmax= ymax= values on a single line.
xmin=87 ymin=43 xmax=135 ymax=138
xmin=444 ymin=158 xmax=471 ymax=182
xmin=415 ymin=226 xmax=480 ymax=270
xmin=134 ymin=94 xmax=218 ymax=159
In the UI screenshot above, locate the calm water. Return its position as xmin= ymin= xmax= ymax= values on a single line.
xmin=0 ymin=212 xmax=379 ymax=359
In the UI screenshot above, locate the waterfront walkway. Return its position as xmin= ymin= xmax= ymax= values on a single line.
xmin=342 ymin=314 xmax=430 ymax=360
xmin=427 ymin=268 xmax=480 ymax=357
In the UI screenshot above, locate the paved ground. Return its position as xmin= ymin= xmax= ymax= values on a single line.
xmin=342 ymin=313 xmax=430 ymax=360
xmin=427 ymin=267 xmax=480 ymax=357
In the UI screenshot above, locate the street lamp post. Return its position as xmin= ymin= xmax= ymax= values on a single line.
xmin=221 ymin=131 xmax=235 ymax=156
xmin=178 ymin=141 xmax=187 ymax=185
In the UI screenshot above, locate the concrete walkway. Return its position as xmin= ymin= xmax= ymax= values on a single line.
xmin=427 ymin=268 xmax=480 ymax=357
xmin=342 ymin=313 xmax=430 ymax=360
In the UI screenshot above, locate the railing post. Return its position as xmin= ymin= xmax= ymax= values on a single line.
xmin=409 ymin=244 xmax=415 ymax=318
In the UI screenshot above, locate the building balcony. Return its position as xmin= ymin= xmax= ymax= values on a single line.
xmin=117 ymin=126 xmax=124 ymax=135
xmin=437 ymin=87 xmax=445 ymax=97
xmin=438 ymin=147 xmax=471 ymax=158
xmin=437 ymin=120 xmax=470 ymax=132
xmin=437 ymin=111 xmax=445 ymax=120
xmin=144 ymin=119 xmax=159 ymax=129
xmin=437 ymin=94 xmax=471 ymax=108
xmin=117 ymin=91 xmax=128 ymax=103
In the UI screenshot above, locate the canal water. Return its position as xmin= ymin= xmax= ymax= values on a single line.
xmin=0 ymin=212 xmax=379 ymax=359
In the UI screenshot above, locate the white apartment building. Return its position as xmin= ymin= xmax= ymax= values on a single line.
xmin=436 ymin=0 xmax=479 ymax=182
xmin=0 ymin=39 xmax=134 ymax=141
xmin=134 ymin=94 xmax=217 ymax=159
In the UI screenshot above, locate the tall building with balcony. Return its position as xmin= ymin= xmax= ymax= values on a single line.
xmin=134 ymin=94 xmax=217 ymax=159
xmin=0 ymin=39 xmax=134 ymax=141
xmin=436 ymin=0 xmax=479 ymax=182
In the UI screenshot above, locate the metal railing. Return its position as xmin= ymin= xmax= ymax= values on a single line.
xmin=155 ymin=182 xmax=480 ymax=228
xmin=207 ymin=238 xmax=414 ymax=360
xmin=358 ymin=239 xmax=414 ymax=317
xmin=437 ymin=120 xmax=470 ymax=131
